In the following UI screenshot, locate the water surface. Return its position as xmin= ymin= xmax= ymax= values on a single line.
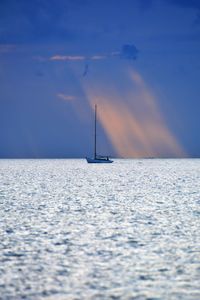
xmin=0 ymin=159 xmax=199 ymax=299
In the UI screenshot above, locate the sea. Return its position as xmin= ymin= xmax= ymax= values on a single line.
xmin=0 ymin=159 xmax=199 ymax=300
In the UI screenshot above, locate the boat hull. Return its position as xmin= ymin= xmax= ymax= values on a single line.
xmin=86 ymin=157 xmax=113 ymax=163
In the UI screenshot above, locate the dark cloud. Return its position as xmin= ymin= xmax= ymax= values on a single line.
xmin=0 ymin=44 xmax=16 ymax=53
xmin=48 ymin=43 xmax=139 ymax=63
xmin=83 ymin=63 xmax=89 ymax=77
xmin=139 ymin=0 xmax=153 ymax=11
xmin=35 ymin=71 xmax=44 ymax=77
xmin=166 ymin=0 xmax=200 ymax=23
xmin=139 ymin=0 xmax=200 ymax=23
xmin=0 ymin=0 xmax=85 ymax=43
xmin=167 ymin=0 xmax=200 ymax=10
xmin=47 ymin=43 xmax=139 ymax=77
xmin=120 ymin=44 xmax=139 ymax=60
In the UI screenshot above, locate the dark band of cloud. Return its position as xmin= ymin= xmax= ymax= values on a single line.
xmin=49 ymin=44 xmax=139 ymax=62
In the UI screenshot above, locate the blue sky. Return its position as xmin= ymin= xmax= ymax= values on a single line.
xmin=0 ymin=0 xmax=200 ymax=158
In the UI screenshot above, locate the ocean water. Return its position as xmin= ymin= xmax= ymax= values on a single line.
xmin=0 ymin=159 xmax=199 ymax=300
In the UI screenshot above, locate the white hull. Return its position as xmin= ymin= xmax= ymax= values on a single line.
xmin=86 ymin=157 xmax=113 ymax=163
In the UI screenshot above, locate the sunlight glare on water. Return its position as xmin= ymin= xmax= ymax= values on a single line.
xmin=0 ymin=159 xmax=200 ymax=300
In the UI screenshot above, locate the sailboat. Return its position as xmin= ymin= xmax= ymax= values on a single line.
xmin=86 ymin=104 xmax=113 ymax=163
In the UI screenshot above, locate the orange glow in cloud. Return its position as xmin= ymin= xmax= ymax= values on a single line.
xmin=83 ymin=70 xmax=186 ymax=158
xmin=57 ymin=93 xmax=76 ymax=101
xmin=50 ymin=55 xmax=85 ymax=61
xmin=50 ymin=54 xmax=108 ymax=61
xmin=91 ymin=55 xmax=107 ymax=60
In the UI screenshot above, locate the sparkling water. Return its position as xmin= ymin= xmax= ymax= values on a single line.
xmin=0 ymin=159 xmax=200 ymax=299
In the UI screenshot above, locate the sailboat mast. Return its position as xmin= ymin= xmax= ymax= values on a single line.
xmin=94 ymin=104 xmax=97 ymax=159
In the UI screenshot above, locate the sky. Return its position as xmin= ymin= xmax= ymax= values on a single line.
xmin=0 ymin=0 xmax=200 ymax=158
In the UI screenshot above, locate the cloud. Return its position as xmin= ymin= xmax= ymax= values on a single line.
xmin=167 ymin=0 xmax=200 ymax=10
xmin=83 ymin=63 xmax=89 ymax=77
xmin=166 ymin=0 xmax=200 ymax=23
xmin=50 ymin=55 xmax=86 ymax=61
xmin=91 ymin=55 xmax=107 ymax=60
xmin=141 ymin=0 xmax=200 ymax=12
xmin=139 ymin=0 xmax=153 ymax=11
xmin=49 ymin=54 xmax=107 ymax=62
xmin=0 ymin=0 xmax=88 ymax=43
xmin=57 ymin=93 xmax=76 ymax=101
xmin=35 ymin=71 xmax=44 ymax=77
xmin=48 ymin=44 xmax=139 ymax=77
xmin=0 ymin=44 xmax=16 ymax=53
xmin=49 ymin=44 xmax=139 ymax=63
xmin=83 ymin=69 xmax=186 ymax=158
xmin=33 ymin=56 xmax=47 ymax=62
xmin=120 ymin=44 xmax=139 ymax=60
